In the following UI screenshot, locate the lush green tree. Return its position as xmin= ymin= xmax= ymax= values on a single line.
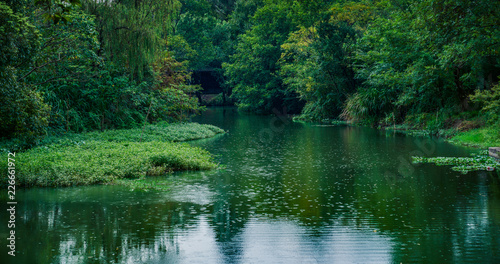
xmin=279 ymin=1 xmax=377 ymax=121
xmin=32 ymin=4 xmax=199 ymax=132
xmin=169 ymin=0 xmax=221 ymax=69
xmin=21 ymin=5 xmax=137 ymax=132
xmin=414 ymin=0 xmax=500 ymax=110
xmin=207 ymin=0 xmax=236 ymax=19
xmin=280 ymin=22 xmax=358 ymax=120
xmin=0 ymin=1 xmax=50 ymax=147
xmin=471 ymin=81 xmax=500 ymax=127
xmin=345 ymin=0 xmax=500 ymax=126
xmin=33 ymin=0 xmax=82 ymax=24
xmin=84 ymin=0 xmax=180 ymax=80
xmin=1 ymin=0 xmax=202 ymax=147
xmin=226 ymin=0 xmax=262 ymax=37
xmin=151 ymin=51 xmax=204 ymax=121
xmin=223 ymin=0 xmax=303 ymax=113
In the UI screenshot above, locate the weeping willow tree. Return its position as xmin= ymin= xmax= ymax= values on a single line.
xmin=84 ymin=0 xmax=181 ymax=80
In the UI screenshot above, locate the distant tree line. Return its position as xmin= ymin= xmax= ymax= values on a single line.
xmin=169 ymin=0 xmax=499 ymax=131
xmin=2 ymin=0 xmax=499 ymax=148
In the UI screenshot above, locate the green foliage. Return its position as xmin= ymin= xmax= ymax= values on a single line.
xmin=151 ymin=51 xmax=205 ymax=122
xmin=0 ymin=70 xmax=51 ymax=148
xmin=0 ymin=2 xmax=39 ymax=67
xmin=1 ymin=141 xmax=216 ymax=187
xmin=1 ymin=0 xmax=204 ymax=147
xmin=2 ymin=0 xmax=498 ymax=149
xmin=223 ymin=0 xmax=303 ymax=113
xmin=22 ymin=6 xmax=114 ymax=133
xmin=0 ymin=122 xmax=224 ymax=187
xmin=70 ymin=122 xmax=225 ymax=143
xmin=346 ymin=0 xmax=500 ymax=126
xmin=34 ymin=0 xmax=82 ymax=24
xmin=170 ymin=0 xmax=220 ymax=69
xmin=0 ymin=2 xmax=51 ymax=147
xmin=280 ymin=19 xmax=358 ymax=121
xmin=84 ymin=0 xmax=180 ymax=80
xmin=449 ymin=127 xmax=500 ymax=149
xmin=471 ymin=82 xmax=500 ymax=126
xmin=1 ymin=122 xmax=224 ymax=151
xmin=412 ymin=150 xmax=499 ymax=174
xmin=225 ymin=0 xmax=262 ymax=40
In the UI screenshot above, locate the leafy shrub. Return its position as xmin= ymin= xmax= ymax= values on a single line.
xmin=0 ymin=2 xmax=50 ymax=149
xmin=471 ymin=82 xmax=500 ymax=127
xmin=0 ymin=69 xmax=51 ymax=149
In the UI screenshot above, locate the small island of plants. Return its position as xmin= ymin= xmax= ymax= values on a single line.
xmin=1 ymin=123 xmax=225 ymax=188
xmin=412 ymin=150 xmax=500 ymax=174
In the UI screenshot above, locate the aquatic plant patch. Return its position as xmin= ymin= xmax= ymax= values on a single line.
xmin=80 ymin=122 xmax=226 ymax=143
xmin=1 ymin=141 xmax=217 ymax=187
xmin=412 ymin=150 xmax=499 ymax=174
xmin=0 ymin=122 xmax=225 ymax=188
xmin=0 ymin=122 xmax=226 ymax=152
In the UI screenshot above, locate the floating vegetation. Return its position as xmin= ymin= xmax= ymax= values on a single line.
xmin=114 ymin=178 xmax=173 ymax=191
xmin=412 ymin=150 xmax=499 ymax=174
xmin=384 ymin=128 xmax=431 ymax=137
xmin=1 ymin=141 xmax=218 ymax=188
xmin=0 ymin=122 xmax=225 ymax=188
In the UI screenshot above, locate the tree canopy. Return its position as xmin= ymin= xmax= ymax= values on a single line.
xmin=1 ymin=0 xmax=499 ymax=148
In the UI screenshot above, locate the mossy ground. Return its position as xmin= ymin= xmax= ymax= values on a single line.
xmin=1 ymin=122 xmax=225 ymax=187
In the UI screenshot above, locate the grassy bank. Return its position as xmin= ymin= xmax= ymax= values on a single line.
xmin=1 ymin=123 xmax=225 ymax=187
xmin=377 ymin=122 xmax=499 ymax=149
xmin=295 ymin=118 xmax=499 ymax=173
xmin=448 ymin=126 xmax=500 ymax=148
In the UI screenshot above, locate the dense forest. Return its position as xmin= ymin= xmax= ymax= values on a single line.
xmin=1 ymin=0 xmax=499 ymax=149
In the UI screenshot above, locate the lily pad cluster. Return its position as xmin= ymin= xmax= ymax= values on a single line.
xmin=412 ymin=150 xmax=499 ymax=174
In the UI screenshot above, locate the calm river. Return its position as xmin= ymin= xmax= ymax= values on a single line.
xmin=2 ymin=107 xmax=500 ymax=263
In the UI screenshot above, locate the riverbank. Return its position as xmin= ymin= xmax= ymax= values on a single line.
xmin=383 ymin=125 xmax=500 ymax=150
xmin=314 ymin=118 xmax=499 ymax=150
xmin=298 ymin=118 xmax=499 ymax=173
xmin=447 ymin=126 xmax=500 ymax=149
xmin=1 ymin=122 xmax=225 ymax=188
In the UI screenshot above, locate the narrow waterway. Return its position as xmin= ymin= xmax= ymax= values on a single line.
xmin=2 ymin=107 xmax=500 ymax=263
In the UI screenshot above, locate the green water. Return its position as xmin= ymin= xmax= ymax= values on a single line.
xmin=2 ymin=107 xmax=500 ymax=263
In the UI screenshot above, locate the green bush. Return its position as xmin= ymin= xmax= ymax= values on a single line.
xmin=0 ymin=69 xmax=51 ymax=149
xmin=471 ymin=81 xmax=500 ymax=127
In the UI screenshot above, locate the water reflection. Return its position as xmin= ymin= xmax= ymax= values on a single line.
xmin=1 ymin=107 xmax=499 ymax=263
